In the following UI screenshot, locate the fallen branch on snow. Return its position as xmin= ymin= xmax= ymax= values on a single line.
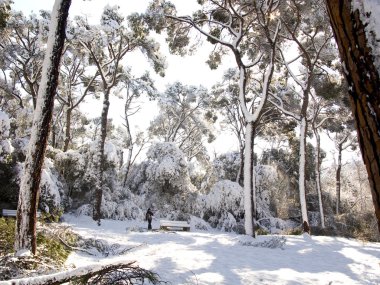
xmin=2 ymin=260 xmax=165 ymax=285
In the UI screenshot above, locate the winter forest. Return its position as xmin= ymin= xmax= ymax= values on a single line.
xmin=0 ymin=0 xmax=380 ymax=284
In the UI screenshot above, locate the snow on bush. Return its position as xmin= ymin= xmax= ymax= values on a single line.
xmin=39 ymin=158 xmax=65 ymax=216
xmin=145 ymin=142 xmax=189 ymax=189
xmin=142 ymin=142 xmax=197 ymax=219
xmin=202 ymin=180 xmax=243 ymax=217
xmin=0 ymin=110 xmax=12 ymax=161
xmin=236 ymin=235 xmax=287 ymax=249
xmin=197 ymin=180 xmax=244 ymax=232
xmin=255 ymin=165 xmax=278 ymax=219
xmin=190 ymin=215 xmax=212 ymax=231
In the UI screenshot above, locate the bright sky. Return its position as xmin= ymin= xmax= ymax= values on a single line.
xmin=11 ymin=0 xmax=239 ymax=156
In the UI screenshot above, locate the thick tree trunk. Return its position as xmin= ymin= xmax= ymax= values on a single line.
xmin=326 ymin=1 xmax=380 ymax=232
xmin=92 ymin=89 xmax=110 ymax=224
xmin=14 ymin=0 xmax=71 ymax=255
xmin=314 ymin=127 xmax=325 ymax=228
xmin=336 ymin=145 xmax=343 ymax=215
xmin=251 ymin=124 xmax=257 ymax=236
xmin=299 ymin=117 xmax=310 ymax=234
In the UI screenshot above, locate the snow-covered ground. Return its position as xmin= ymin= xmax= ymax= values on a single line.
xmin=62 ymin=214 xmax=380 ymax=285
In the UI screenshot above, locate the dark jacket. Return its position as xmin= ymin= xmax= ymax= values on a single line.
xmin=145 ymin=209 xmax=153 ymax=221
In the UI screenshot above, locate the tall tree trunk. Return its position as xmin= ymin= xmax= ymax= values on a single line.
xmin=92 ymin=89 xmax=110 ymax=225
xmin=122 ymin=118 xmax=133 ymax=187
xmin=326 ymin=1 xmax=380 ymax=232
xmin=314 ymin=127 xmax=325 ymax=228
xmin=63 ymin=106 xmax=72 ymax=152
xmin=236 ymin=145 xmax=244 ymax=187
xmin=14 ymin=0 xmax=71 ymax=255
xmin=336 ymin=144 xmax=343 ymax=215
xmin=251 ymin=124 xmax=257 ymax=236
xmin=299 ymin=117 xmax=310 ymax=234
xmin=244 ymin=122 xmax=254 ymax=236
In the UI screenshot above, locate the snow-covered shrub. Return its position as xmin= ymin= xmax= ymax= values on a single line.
xmin=190 ymin=215 xmax=212 ymax=231
xmin=39 ymin=158 xmax=66 ymax=218
xmin=0 ymin=110 xmax=12 ymax=162
xmin=55 ymin=140 xmax=124 ymax=214
xmin=55 ymin=148 xmax=87 ymax=209
xmin=255 ymin=165 xmax=278 ymax=219
xmin=141 ymin=142 xmax=197 ymax=218
xmin=75 ymin=204 xmax=92 ymax=216
xmin=145 ymin=142 xmax=190 ymax=191
xmin=237 ymin=235 xmax=287 ymax=249
xmin=196 ymin=180 xmax=244 ymax=232
xmin=213 ymin=151 xmax=241 ymax=182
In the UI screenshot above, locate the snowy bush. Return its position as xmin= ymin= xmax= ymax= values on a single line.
xmin=196 ymin=180 xmax=244 ymax=232
xmin=37 ymin=158 xmax=67 ymax=218
xmin=0 ymin=110 xmax=12 ymax=162
xmin=141 ymin=142 xmax=197 ymax=218
xmin=145 ymin=142 xmax=189 ymax=191
xmin=55 ymin=148 xmax=87 ymax=209
xmin=190 ymin=215 xmax=212 ymax=231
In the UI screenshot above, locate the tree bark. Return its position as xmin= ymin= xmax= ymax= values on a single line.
xmin=299 ymin=117 xmax=310 ymax=234
xmin=92 ymin=89 xmax=110 ymax=224
xmin=244 ymin=122 xmax=254 ymax=236
xmin=63 ymin=106 xmax=72 ymax=152
xmin=14 ymin=0 xmax=71 ymax=255
xmin=122 ymin=106 xmax=133 ymax=187
xmin=336 ymin=144 xmax=343 ymax=215
xmin=314 ymin=127 xmax=325 ymax=228
xmin=326 ymin=0 xmax=380 ymax=232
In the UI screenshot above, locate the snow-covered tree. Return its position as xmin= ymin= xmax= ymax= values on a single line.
xmin=147 ymin=0 xmax=281 ymax=236
xmin=0 ymin=9 xmax=50 ymax=109
xmin=54 ymin=41 xmax=98 ymax=151
xmin=14 ymin=0 xmax=71 ymax=256
xmin=144 ymin=142 xmax=196 ymax=218
xmin=119 ymin=70 xmax=157 ymax=186
xmin=73 ymin=5 xmax=166 ymax=224
xmin=325 ymin=0 xmax=380 ymax=233
xmin=269 ymin=0 xmax=335 ymax=233
xmin=149 ymin=82 xmax=214 ymax=161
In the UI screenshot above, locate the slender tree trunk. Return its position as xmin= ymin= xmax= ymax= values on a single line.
xmin=236 ymin=145 xmax=244 ymax=186
xmin=326 ymin=0 xmax=380 ymax=233
xmin=63 ymin=106 xmax=72 ymax=152
xmin=244 ymin=122 xmax=254 ymax=236
xmin=122 ymin=115 xmax=133 ymax=187
xmin=92 ymin=89 xmax=110 ymax=224
xmin=336 ymin=144 xmax=343 ymax=215
xmin=314 ymin=127 xmax=325 ymax=228
xmin=51 ymin=124 xmax=56 ymax=148
xmin=14 ymin=0 xmax=71 ymax=255
xmin=299 ymin=117 xmax=310 ymax=233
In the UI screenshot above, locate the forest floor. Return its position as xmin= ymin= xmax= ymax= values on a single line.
xmin=60 ymin=214 xmax=380 ymax=285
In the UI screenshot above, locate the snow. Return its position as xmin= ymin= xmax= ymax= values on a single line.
xmin=352 ymin=0 xmax=380 ymax=73
xmin=34 ymin=214 xmax=380 ymax=285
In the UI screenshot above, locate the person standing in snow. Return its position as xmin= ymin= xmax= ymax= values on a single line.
xmin=145 ymin=208 xmax=153 ymax=230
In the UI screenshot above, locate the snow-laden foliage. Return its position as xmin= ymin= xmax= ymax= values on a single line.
xmin=39 ymin=157 xmax=65 ymax=217
xmin=213 ymin=151 xmax=241 ymax=182
xmin=145 ymin=142 xmax=190 ymax=191
xmin=0 ymin=110 xmax=12 ymax=161
xmin=141 ymin=142 xmax=197 ymax=219
xmin=196 ymin=180 xmax=244 ymax=232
